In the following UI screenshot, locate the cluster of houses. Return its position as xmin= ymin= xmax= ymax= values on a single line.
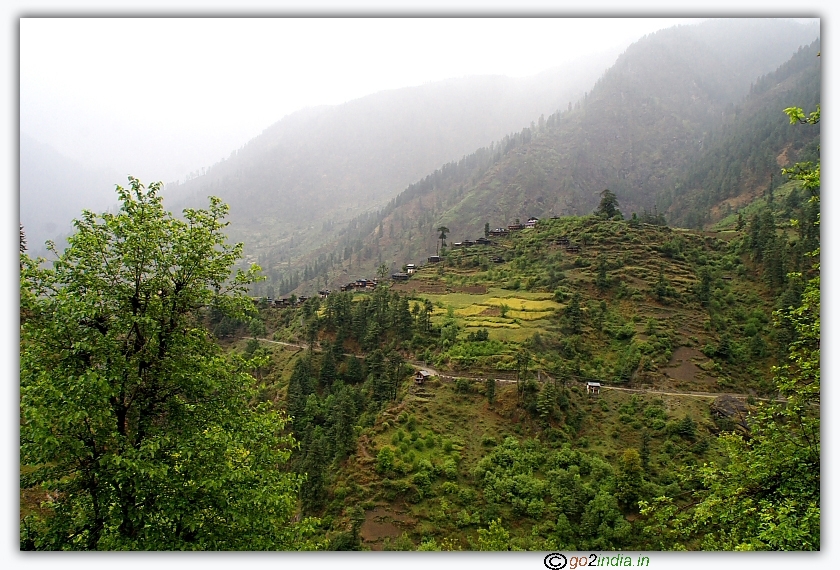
xmin=261 ymin=215 xmax=584 ymax=307
xmin=451 ymin=236 xmax=493 ymax=248
xmin=488 ymin=216 xmax=540 ymax=236
xmin=339 ymin=278 xmax=379 ymax=292
xmin=263 ymin=295 xmax=305 ymax=308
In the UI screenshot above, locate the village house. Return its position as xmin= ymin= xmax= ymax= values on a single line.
xmin=391 ymin=272 xmax=409 ymax=281
xmin=428 ymin=255 xmax=441 ymax=263
xmin=406 ymin=263 xmax=416 ymax=275
xmin=525 ymin=217 xmax=539 ymax=228
xmin=415 ymin=370 xmax=431 ymax=385
xmin=586 ymin=381 xmax=601 ymax=395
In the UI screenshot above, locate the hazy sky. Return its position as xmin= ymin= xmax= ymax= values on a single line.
xmin=20 ymin=17 xmax=705 ymax=185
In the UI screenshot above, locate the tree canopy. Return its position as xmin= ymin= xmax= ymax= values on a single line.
xmin=595 ymin=189 xmax=622 ymax=220
xmin=20 ymin=178 xmax=318 ymax=550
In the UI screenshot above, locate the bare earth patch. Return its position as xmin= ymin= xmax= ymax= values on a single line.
xmin=662 ymin=346 xmax=716 ymax=389
xmin=360 ymin=505 xmax=415 ymax=550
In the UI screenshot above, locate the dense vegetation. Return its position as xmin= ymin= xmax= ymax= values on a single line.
xmin=20 ymin=181 xmax=319 ymax=550
xmin=205 ymin=166 xmax=817 ymax=549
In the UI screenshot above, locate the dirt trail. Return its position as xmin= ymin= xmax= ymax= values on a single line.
xmin=249 ymin=340 xmax=786 ymax=403
xmin=405 ymin=360 xmax=789 ymax=402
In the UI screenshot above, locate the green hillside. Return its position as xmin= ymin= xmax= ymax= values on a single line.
xmin=230 ymin=205 xmax=815 ymax=549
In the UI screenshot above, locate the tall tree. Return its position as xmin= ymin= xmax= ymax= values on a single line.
xmin=20 ymin=178 xmax=316 ymax=550
xmin=595 ymin=189 xmax=622 ymax=219
xmin=436 ymin=225 xmax=449 ymax=255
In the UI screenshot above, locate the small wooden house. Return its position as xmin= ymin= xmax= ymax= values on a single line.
xmin=391 ymin=272 xmax=409 ymax=281
xmin=415 ymin=370 xmax=431 ymax=385
xmin=525 ymin=217 xmax=539 ymax=228
xmin=406 ymin=263 xmax=416 ymax=274
xmin=586 ymin=381 xmax=601 ymax=395
xmin=428 ymin=255 xmax=441 ymax=263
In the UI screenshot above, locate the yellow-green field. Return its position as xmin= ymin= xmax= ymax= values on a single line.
xmin=419 ymin=288 xmax=561 ymax=344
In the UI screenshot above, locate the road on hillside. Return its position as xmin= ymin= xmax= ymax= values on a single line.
xmin=248 ymin=338 xmax=787 ymax=403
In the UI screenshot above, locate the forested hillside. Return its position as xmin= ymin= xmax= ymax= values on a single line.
xmin=207 ymin=175 xmax=818 ymax=548
xmin=164 ymin=53 xmax=618 ymax=265
xmin=260 ymin=19 xmax=818 ymax=297
xmin=665 ymin=39 xmax=820 ymax=227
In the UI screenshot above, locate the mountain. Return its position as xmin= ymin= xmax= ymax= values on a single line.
xmin=19 ymin=134 xmax=121 ymax=255
xmin=164 ymin=50 xmax=622 ymax=258
xmin=665 ymin=39 xmax=820 ymax=227
xmin=280 ymin=19 xmax=818 ymax=296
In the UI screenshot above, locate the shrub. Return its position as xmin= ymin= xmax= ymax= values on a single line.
xmin=443 ymin=458 xmax=459 ymax=480
xmin=376 ymin=447 xmax=396 ymax=474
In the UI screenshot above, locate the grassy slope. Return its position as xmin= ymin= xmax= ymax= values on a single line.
xmin=248 ymin=214 xmax=782 ymax=550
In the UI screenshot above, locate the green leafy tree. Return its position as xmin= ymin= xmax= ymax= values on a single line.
xmin=249 ymin=317 xmax=267 ymax=338
xmin=515 ymin=348 xmax=531 ymax=399
xmin=477 ymin=519 xmax=515 ymax=551
xmin=595 ymin=254 xmax=609 ymax=290
xmin=486 ymin=377 xmax=496 ymax=405
xmin=20 ymin=178 xmax=317 ymax=550
xmin=319 ymin=347 xmax=337 ymax=388
xmin=615 ymin=449 xmax=644 ymax=511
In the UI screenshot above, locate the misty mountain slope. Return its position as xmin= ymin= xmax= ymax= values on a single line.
xmin=387 ymin=18 xmax=820 ymax=236
xmin=165 ymin=50 xmax=620 ymax=254
xmin=19 ymin=134 xmax=121 ymax=255
xmin=665 ymin=39 xmax=821 ymax=227
xmin=273 ymin=19 xmax=818 ymax=295
xmin=432 ymin=19 xmax=820 ymax=223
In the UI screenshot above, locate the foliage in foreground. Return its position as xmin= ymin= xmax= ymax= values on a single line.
xmin=20 ymin=179 xmax=318 ymax=550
